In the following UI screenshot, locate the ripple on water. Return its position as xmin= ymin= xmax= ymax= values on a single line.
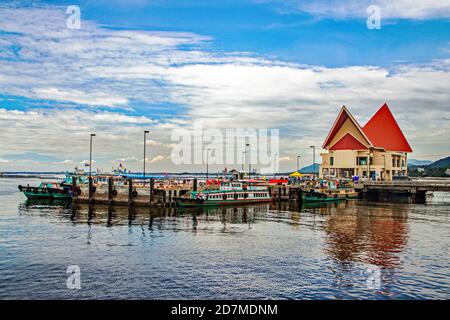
xmin=0 ymin=178 xmax=449 ymax=299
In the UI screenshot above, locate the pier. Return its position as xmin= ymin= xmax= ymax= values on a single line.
xmin=354 ymin=179 xmax=450 ymax=202
xmin=73 ymin=177 xmax=306 ymax=207
xmin=74 ymin=177 xmax=193 ymax=207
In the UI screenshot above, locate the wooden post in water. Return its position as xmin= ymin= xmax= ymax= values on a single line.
xmin=128 ymin=178 xmax=133 ymax=206
xmin=193 ymin=178 xmax=198 ymax=192
xmin=107 ymin=177 xmax=113 ymax=205
xmin=168 ymin=190 xmax=172 ymax=206
xmin=88 ymin=176 xmax=94 ymax=204
xmin=163 ymin=190 xmax=167 ymax=206
xmin=297 ymin=188 xmax=303 ymax=207
xmin=150 ymin=178 xmax=154 ymax=205
xmin=71 ymin=176 xmax=77 ymax=199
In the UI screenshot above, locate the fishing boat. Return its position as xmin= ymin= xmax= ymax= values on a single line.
xmin=18 ymin=182 xmax=72 ymax=200
xmin=175 ymin=181 xmax=273 ymax=207
xmin=302 ymin=190 xmax=345 ymax=202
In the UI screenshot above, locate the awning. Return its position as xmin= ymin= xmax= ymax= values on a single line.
xmin=289 ymin=171 xmax=303 ymax=177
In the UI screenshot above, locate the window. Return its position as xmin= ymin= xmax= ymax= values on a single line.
xmin=330 ymin=157 xmax=334 ymax=166
xmin=357 ymin=157 xmax=368 ymax=166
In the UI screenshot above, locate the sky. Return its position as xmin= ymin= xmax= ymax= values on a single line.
xmin=0 ymin=0 xmax=449 ymax=173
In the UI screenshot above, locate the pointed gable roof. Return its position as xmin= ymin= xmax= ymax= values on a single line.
xmin=362 ymin=103 xmax=413 ymax=153
xmin=322 ymin=105 xmax=372 ymax=149
xmin=330 ymin=133 xmax=368 ymax=150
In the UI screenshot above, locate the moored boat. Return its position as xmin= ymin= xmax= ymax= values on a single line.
xmin=18 ymin=182 xmax=72 ymax=200
xmin=175 ymin=182 xmax=272 ymax=207
xmin=302 ymin=190 xmax=345 ymax=202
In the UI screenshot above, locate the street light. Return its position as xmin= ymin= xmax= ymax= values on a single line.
xmin=206 ymin=148 xmax=211 ymax=181
xmin=89 ymin=133 xmax=96 ymax=177
xmin=246 ymin=143 xmax=251 ymax=179
xmin=310 ymin=146 xmax=316 ymax=179
xmin=297 ymin=155 xmax=301 ymax=172
xmin=143 ymin=130 xmax=149 ymax=180
xmin=274 ymin=153 xmax=279 ymax=178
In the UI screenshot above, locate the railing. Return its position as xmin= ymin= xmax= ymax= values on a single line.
xmin=355 ymin=179 xmax=450 ymax=191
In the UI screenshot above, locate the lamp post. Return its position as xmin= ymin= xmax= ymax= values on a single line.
xmin=206 ymin=148 xmax=211 ymax=181
xmin=310 ymin=146 xmax=316 ymax=179
xmin=246 ymin=143 xmax=251 ymax=179
xmin=297 ymin=155 xmax=301 ymax=172
xmin=242 ymin=151 xmax=246 ymax=172
xmin=89 ymin=133 xmax=96 ymax=177
xmin=274 ymin=153 xmax=278 ymax=178
xmin=368 ymin=149 xmax=373 ymax=180
xmin=143 ymin=130 xmax=149 ymax=180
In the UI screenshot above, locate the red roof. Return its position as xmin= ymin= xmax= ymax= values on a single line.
xmin=362 ymin=103 xmax=412 ymax=153
xmin=330 ymin=133 xmax=368 ymax=150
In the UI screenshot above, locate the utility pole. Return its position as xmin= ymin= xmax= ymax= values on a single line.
xmin=206 ymin=148 xmax=211 ymax=181
xmin=310 ymin=146 xmax=316 ymax=179
xmin=246 ymin=143 xmax=251 ymax=179
xmin=89 ymin=133 xmax=96 ymax=177
xmin=143 ymin=130 xmax=149 ymax=180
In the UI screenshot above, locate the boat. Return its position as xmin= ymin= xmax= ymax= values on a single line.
xmin=175 ymin=181 xmax=273 ymax=207
xmin=18 ymin=182 xmax=72 ymax=200
xmin=301 ymin=190 xmax=345 ymax=202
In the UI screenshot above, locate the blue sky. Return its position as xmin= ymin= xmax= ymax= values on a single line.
xmin=48 ymin=0 xmax=450 ymax=66
xmin=0 ymin=0 xmax=449 ymax=172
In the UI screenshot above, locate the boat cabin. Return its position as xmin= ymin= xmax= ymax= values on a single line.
xmin=219 ymin=182 xmax=245 ymax=191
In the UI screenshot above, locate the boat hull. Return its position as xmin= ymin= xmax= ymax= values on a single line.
xmin=23 ymin=191 xmax=72 ymax=200
xmin=20 ymin=186 xmax=72 ymax=200
xmin=302 ymin=196 xmax=344 ymax=202
xmin=175 ymin=197 xmax=273 ymax=207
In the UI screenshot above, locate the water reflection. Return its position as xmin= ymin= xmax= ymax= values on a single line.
xmin=19 ymin=199 xmax=411 ymax=271
xmin=323 ymin=205 xmax=408 ymax=269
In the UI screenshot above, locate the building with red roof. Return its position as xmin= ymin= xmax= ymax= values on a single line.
xmin=320 ymin=103 xmax=412 ymax=181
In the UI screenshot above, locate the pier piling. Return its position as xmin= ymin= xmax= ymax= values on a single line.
xmin=150 ymin=178 xmax=154 ymax=205
xmin=193 ymin=178 xmax=198 ymax=192
xmin=72 ymin=176 xmax=77 ymax=199
xmin=128 ymin=178 xmax=133 ymax=206
xmin=108 ymin=177 xmax=113 ymax=205
xmin=88 ymin=176 xmax=94 ymax=204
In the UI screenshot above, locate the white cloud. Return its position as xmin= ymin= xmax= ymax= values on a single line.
xmin=33 ymin=88 xmax=128 ymax=107
xmin=149 ymin=155 xmax=165 ymax=164
xmin=282 ymin=0 xmax=450 ymax=19
xmin=279 ymin=156 xmax=293 ymax=162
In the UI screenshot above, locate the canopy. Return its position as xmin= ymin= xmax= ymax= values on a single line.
xmin=289 ymin=171 xmax=303 ymax=177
